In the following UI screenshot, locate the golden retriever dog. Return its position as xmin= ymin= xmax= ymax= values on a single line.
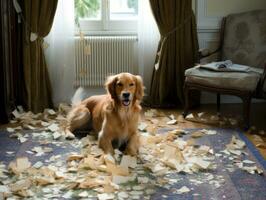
xmin=66 ymin=73 xmax=144 ymax=155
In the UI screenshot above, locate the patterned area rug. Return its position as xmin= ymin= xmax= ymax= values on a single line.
xmin=0 ymin=128 xmax=265 ymax=200
xmin=151 ymin=128 xmax=266 ymax=200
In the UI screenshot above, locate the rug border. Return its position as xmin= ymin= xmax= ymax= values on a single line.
xmin=237 ymin=130 xmax=266 ymax=169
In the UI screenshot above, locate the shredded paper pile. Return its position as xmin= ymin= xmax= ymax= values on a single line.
xmin=0 ymin=106 xmax=264 ymax=199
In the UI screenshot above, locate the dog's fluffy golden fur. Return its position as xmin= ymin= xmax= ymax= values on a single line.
xmin=66 ymin=73 xmax=144 ymax=155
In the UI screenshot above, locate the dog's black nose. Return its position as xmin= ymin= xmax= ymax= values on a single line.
xmin=122 ymin=92 xmax=130 ymax=98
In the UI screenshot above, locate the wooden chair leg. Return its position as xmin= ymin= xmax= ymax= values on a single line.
xmin=182 ymin=84 xmax=190 ymax=118
xmin=217 ymin=93 xmax=221 ymax=115
xmin=242 ymin=95 xmax=251 ymax=130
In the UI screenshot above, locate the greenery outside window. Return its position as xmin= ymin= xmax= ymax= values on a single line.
xmin=75 ymin=0 xmax=138 ymax=34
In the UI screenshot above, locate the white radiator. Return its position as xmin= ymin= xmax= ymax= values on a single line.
xmin=75 ymin=36 xmax=137 ymax=87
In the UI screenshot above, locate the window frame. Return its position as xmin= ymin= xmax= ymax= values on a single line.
xmin=77 ymin=0 xmax=138 ymax=35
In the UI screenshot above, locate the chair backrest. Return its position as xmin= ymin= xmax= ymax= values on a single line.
xmin=222 ymin=10 xmax=266 ymax=69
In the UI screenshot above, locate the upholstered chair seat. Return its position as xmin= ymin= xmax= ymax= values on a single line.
xmin=185 ymin=66 xmax=262 ymax=91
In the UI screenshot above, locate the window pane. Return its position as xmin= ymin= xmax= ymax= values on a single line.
xmin=110 ymin=0 xmax=138 ymax=20
xmin=75 ymin=0 xmax=101 ymax=23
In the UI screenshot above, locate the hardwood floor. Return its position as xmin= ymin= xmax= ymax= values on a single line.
xmin=149 ymin=102 xmax=266 ymax=159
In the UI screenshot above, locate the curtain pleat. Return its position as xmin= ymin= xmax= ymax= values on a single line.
xmin=0 ymin=0 xmax=24 ymax=123
xmin=148 ymin=0 xmax=199 ymax=107
xmin=22 ymin=0 xmax=58 ymax=113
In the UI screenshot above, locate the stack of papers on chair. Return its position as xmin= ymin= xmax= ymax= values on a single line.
xmin=199 ymin=60 xmax=250 ymax=72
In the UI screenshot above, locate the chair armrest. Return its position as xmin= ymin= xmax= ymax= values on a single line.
xmin=199 ymin=48 xmax=211 ymax=57
xmin=257 ymin=64 xmax=266 ymax=97
xmin=262 ymin=64 xmax=266 ymax=87
xmin=198 ymin=17 xmax=226 ymax=61
xmin=198 ymin=47 xmax=221 ymax=60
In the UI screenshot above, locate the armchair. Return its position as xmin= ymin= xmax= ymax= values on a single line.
xmin=183 ymin=10 xmax=266 ymax=129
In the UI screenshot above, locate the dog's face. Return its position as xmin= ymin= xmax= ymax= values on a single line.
xmin=105 ymin=73 xmax=144 ymax=106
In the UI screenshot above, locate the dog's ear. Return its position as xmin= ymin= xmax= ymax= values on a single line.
xmin=134 ymin=75 xmax=144 ymax=101
xmin=105 ymin=75 xmax=118 ymax=99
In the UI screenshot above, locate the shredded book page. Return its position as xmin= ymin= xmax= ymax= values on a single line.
xmin=199 ymin=60 xmax=250 ymax=72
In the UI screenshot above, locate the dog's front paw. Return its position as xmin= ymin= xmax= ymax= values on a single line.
xmin=124 ymin=134 xmax=139 ymax=156
xmin=99 ymin=138 xmax=114 ymax=155
xmin=125 ymin=146 xmax=138 ymax=156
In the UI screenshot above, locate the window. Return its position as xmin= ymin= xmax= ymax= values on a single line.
xmin=75 ymin=0 xmax=138 ymax=34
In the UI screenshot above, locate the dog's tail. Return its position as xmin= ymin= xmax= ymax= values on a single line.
xmin=71 ymin=87 xmax=87 ymax=106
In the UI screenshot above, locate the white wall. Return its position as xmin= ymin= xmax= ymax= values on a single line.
xmin=194 ymin=0 xmax=266 ymax=103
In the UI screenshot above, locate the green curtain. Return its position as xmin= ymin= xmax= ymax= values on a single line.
xmin=22 ymin=0 xmax=58 ymax=113
xmin=148 ymin=0 xmax=199 ymax=107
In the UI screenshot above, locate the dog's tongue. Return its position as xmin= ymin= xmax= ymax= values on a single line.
xmin=122 ymin=100 xmax=130 ymax=106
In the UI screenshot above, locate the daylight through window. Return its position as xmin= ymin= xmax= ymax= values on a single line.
xmin=75 ymin=0 xmax=138 ymax=34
